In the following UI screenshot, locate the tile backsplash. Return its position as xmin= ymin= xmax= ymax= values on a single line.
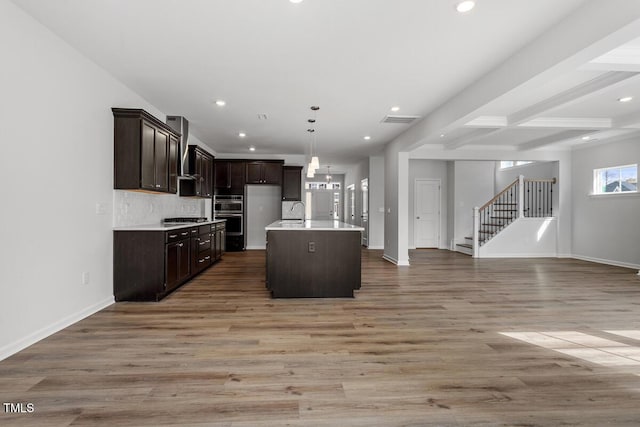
xmin=113 ymin=190 xmax=207 ymax=227
xmin=282 ymin=201 xmax=305 ymax=220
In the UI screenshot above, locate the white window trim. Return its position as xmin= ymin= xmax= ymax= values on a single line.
xmin=592 ymin=163 xmax=637 ymax=196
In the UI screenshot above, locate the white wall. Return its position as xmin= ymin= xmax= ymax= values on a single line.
xmin=246 ymin=185 xmax=281 ymax=250
xmin=453 ymin=161 xmax=496 ymax=245
xmin=0 ymin=0 xmax=207 ymax=360
xmin=368 ymin=156 xmax=385 ymax=249
xmin=408 ymin=160 xmax=449 ymax=249
xmin=383 ymin=143 xmax=410 ymax=265
xmin=480 ymin=218 xmax=558 ymax=258
xmin=495 ymin=161 xmax=558 ymax=191
xmin=571 ymin=139 xmax=640 ymax=269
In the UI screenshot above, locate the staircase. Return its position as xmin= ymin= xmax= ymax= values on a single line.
xmin=456 ymin=175 xmax=556 ymax=257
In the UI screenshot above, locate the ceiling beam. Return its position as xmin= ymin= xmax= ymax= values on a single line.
xmin=517 ymin=130 xmax=591 ymax=151
xmin=508 ymin=71 xmax=639 ymax=125
xmin=445 ymin=128 xmax=503 ymax=150
xmin=517 ymin=117 xmax=611 ymax=129
xmin=393 ymin=0 xmax=640 ymax=153
xmin=463 ymin=116 xmax=508 ymax=128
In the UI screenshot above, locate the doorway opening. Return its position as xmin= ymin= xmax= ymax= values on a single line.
xmin=305 ymin=181 xmax=342 ymax=220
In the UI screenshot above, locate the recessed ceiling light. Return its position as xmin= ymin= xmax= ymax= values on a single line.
xmin=456 ymin=1 xmax=475 ymax=13
xmin=249 ymin=146 xmax=256 ymax=152
xmin=290 ymin=0 xmax=303 ymax=3
xmin=440 ymin=134 xmax=445 ymax=138
xmin=238 ymin=132 xmax=246 ymax=138
xmin=581 ymin=136 xmax=591 ymax=141
xmin=364 ymin=136 xmax=371 ymax=141
xmin=391 ymin=106 xmax=400 ymax=112
xmin=618 ymin=96 xmax=633 ymax=103
xmin=215 ymin=100 xmax=226 ymax=107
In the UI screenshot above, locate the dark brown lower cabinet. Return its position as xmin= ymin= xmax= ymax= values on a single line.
xmin=166 ymin=238 xmax=190 ymax=292
xmin=114 ymin=222 xmax=226 ymax=302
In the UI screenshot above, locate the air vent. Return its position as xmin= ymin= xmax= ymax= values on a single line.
xmin=257 ymin=113 xmax=268 ymax=120
xmin=381 ymin=115 xmax=421 ymax=124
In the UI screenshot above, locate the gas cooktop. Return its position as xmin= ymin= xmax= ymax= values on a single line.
xmin=163 ymin=217 xmax=209 ymax=224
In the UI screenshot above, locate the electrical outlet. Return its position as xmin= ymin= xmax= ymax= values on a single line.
xmin=308 ymin=241 xmax=315 ymax=253
xmin=81 ymin=272 xmax=90 ymax=285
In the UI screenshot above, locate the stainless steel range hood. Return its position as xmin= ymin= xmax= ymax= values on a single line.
xmin=166 ymin=116 xmax=191 ymax=177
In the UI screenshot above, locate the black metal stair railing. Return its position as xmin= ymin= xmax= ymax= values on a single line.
xmin=524 ymin=178 xmax=556 ymax=217
xmin=472 ymin=176 xmax=556 ymax=255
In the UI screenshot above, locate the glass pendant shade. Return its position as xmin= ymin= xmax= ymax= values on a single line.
xmin=311 ymin=156 xmax=320 ymax=168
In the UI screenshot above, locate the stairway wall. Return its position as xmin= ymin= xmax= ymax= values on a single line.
xmin=453 ymin=161 xmax=496 ymax=247
xmin=479 ymin=217 xmax=558 ymax=258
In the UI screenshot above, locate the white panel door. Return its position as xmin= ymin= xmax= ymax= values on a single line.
xmin=415 ymin=179 xmax=440 ymax=248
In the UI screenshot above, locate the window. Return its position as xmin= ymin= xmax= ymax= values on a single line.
xmin=305 ymin=182 xmax=341 ymax=190
xmin=593 ymin=164 xmax=637 ymax=194
xmin=500 ymin=161 xmax=533 ymax=169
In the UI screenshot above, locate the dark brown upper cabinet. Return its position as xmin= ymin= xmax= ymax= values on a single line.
xmin=246 ymin=161 xmax=283 ymax=185
xmin=282 ymin=166 xmax=303 ymax=201
xmin=215 ymin=160 xmax=246 ymax=195
xmin=180 ymin=146 xmax=214 ymax=198
xmin=113 ymin=108 xmax=180 ymax=194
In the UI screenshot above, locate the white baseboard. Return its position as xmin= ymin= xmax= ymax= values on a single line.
xmin=366 ymin=245 xmax=384 ymax=250
xmin=0 ymin=296 xmax=114 ymax=362
xmin=382 ymin=254 xmax=410 ymax=266
xmin=479 ymin=252 xmax=558 ymax=258
xmin=245 ymin=245 xmax=266 ymax=250
xmin=571 ymin=254 xmax=640 ymax=271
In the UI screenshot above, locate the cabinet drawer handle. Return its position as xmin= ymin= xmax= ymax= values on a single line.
xmin=178 ymin=243 xmax=184 ymax=247
xmin=205 ymin=256 xmax=211 ymax=260
xmin=156 ymin=184 xmax=161 ymax=188
xmin=181 ymin=231 xmax=189 ymax=236
xmin=169 ymin=234 xmax=178 ymax=238
xmin=198 ymin=259 xmax=205 ymax=263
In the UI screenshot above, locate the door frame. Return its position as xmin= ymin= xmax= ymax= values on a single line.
xmin=414 ymin=178 xmax=441 ymax=249
xmin=360 ymin=178 xmax=369 ymax=246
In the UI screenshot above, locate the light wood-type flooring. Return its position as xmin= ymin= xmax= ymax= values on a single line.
xmin=2 ymin=249 xmax=640 ymax=426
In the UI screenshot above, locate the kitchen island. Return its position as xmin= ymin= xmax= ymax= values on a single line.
xmin=265 ymin=220 xmax=364 ymax=298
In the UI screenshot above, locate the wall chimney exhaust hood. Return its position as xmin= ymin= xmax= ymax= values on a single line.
xmin=166 ymin=116 xmax=191 ymax=178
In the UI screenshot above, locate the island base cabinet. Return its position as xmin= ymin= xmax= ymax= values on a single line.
xmin=266 ymin=230 xmax=361 ymax=298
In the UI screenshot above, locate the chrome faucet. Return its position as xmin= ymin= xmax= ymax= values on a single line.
xmin=290 ymin=201 xmax=305 ymax=221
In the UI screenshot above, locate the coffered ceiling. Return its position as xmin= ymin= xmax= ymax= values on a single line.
xmin=11 ymin=0 xmax=640 ymax=170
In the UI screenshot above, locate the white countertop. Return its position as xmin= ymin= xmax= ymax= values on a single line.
xmin=265 ymin=220 xmax=364 ymax=231
xmin=114 ymin=219 xmax=226 ymax=232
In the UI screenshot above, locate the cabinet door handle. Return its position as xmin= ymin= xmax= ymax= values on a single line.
xmin=198 ymin=259 xmax=205 ymax=263
xmin=181 ymin=232 xmax=189 ymax=236
xmin=169 ymin=234 xmax=178 ymax=238
xmin=156 ymin=184 xmax=161 ymax=188
xmin=205 ymin=256 xmax=211 ymax=260
xmin=178 ymin=243 xmax=184 ymax=247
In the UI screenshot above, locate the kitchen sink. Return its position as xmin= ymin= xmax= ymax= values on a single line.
xmin=278 ymin=219 xmax=305 ymax=224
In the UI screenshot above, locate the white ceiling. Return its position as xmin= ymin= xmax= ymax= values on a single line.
xmin=11 ymin=0 xmax=599 ymax=170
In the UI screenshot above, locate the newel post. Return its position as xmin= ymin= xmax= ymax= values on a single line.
xmin=518 ymin=175 xmax=525 ymax=219
xmin=472 ymin=207 xmax=480 ymax=258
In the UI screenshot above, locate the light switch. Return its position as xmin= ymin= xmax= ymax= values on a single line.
xmin=95 ymin=202 xmax=107 ymax=215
